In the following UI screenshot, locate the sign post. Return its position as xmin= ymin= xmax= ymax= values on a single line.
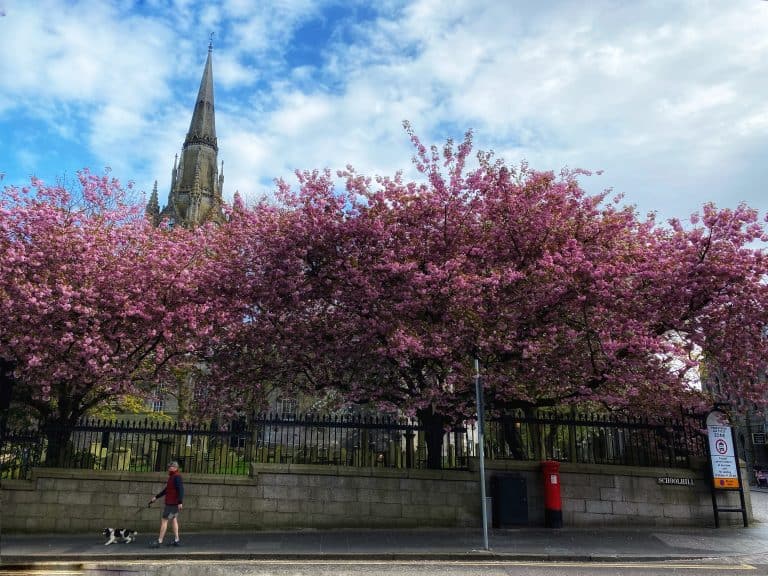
xmin=705 ymin=408 xmax=748 ymax=527
xmin=474 ymin=357 xmax=489 ymax=551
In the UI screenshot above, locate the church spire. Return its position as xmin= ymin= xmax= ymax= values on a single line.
xmin=155 ymin=39 xmax=225 ymax=228
xmin=184 ymin=39 xmax=217 ymax=151
xmin=145 ymin=180 xmax=160 ymax=226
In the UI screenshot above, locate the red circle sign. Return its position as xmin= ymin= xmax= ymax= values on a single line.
xmin=715 ymin=438 xmax=728 ymax=455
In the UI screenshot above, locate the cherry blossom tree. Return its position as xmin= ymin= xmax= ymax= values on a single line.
xmin=207 ymin=127 xmax=768 ymax=467
xmin=0 ymin=171 xmax=226 ymax=460
xmin=468 ymin=162 xmax=768 ymax=417
xmin=193 ymin=176 xmax=362 ymax=419
xmin=7 ymin=134 xmax=764 ymax=471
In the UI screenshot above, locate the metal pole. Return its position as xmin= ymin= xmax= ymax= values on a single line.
xmin=730 ymin=415 xmax=749 ymax=528
xmin=475 ymin=357 xmax=489 ymax=550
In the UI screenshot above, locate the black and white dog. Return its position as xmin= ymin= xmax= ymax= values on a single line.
xmin=103 ymin=528 xmax=138 ymax=545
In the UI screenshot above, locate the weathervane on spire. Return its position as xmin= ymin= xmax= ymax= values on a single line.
xmin=209 ymin=32 xmax=214 ymax=52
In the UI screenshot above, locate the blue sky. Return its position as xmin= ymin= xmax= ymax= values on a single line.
xmin=1 ymin=0 xmax=767 ymax=222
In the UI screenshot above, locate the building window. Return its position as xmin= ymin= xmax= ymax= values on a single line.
xmin=277 ymin=397 xmax=297 ymax=421
xmin=151 ymin=384 xmax=167 ymax=413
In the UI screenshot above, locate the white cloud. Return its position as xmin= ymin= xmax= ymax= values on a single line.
xmin=0 ymin=1 xmax=172 ymax=107
xmin=737 ymin=107 xmax=768 ymax=137
xmin=2 ymin=0 xmax=767 ymax=223
xmin=223 ymin=0 xmax=322 ymax=57
xmin=659 ymin=84 xmax=737 ymax=120
xmin=270 ymin=91 xmax=334 ymax=136
xmin=200 ymin=0 xmax=768 ymax=220
xmin=218 ymin=128 xmax=273 ymax=201
xmin=0 ymin=0 xmax=177 ymax=188
xmin=215 ymin=51 xmax=260 ymax=89
xmin=200 ymin=4 xmax=221 ymax=32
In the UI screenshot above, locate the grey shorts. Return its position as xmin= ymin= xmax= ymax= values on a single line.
xmin=162 ymin=505 xmax=180 ymax=519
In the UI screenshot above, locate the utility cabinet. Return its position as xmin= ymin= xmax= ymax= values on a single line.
xmin=491 ymin=475 xmax=528 ymax=527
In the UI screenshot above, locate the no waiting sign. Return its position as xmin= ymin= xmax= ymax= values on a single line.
xmin=706 ymin=411 xmax=740 ymax=489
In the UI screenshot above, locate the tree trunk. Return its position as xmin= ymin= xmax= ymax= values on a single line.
xmin=417 ymin=406 xmax=447 ymax=470
xmin=42 ymin=392 xmax=83 ymax=468
xmin=43 ymin=419 xmax=71 ymax=467
xmin=0 ymin=359 xmax=16 ymax=440
xmin=501 ymin=414 xmax=527 ymax=460
xmin=0 ymin=358 xmax=16 ymax=412
xmin=500 ymin=407 xmax=541 ymax=460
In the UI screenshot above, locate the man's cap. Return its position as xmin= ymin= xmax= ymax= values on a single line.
xmin=168 ymin=461 xmax=179 ymax=468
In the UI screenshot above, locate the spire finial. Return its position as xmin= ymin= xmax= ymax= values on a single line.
xmin=209 ymin=32 xmax=214 ymax=52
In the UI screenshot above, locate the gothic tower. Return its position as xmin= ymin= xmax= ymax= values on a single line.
xmin=150 ymin=41 xmax=224 ymax=227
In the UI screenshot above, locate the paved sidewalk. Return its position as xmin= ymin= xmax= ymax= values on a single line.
xmin=4 ymin=488 xmax=768 ymax=566
xmin=3 ymin=525 xmax=768 ymax=564
xmin=750 ymin=485 xmax=768 ymax=518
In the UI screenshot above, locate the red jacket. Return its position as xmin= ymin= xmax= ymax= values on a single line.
xmin=156 ymin=470 xmax=184 ymax=505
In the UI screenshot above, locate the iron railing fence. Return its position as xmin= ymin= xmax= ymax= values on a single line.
xmin=0 ymin=425 xmax=43 ymax=481
xmin=0 ymin=414 xmax=470 ymax=479
xmin=480 ymin=410 xmax=707 ymax=468
xmin=0 ymin=410 xmax=706 ymax=480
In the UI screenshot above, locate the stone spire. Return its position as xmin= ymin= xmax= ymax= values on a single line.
xmin=184 ymin=42 xmax=217 ymax=152
xmin=145 ymin=180 xmax=160 ymax=226
xmin=170 ymin=154 xmax=178 ymax=190
xmin=156 ymin=39 xmax=224 ymax=228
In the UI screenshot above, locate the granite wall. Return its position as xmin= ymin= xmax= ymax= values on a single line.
xmin=0 ymin=460 xmax=750 ymax=533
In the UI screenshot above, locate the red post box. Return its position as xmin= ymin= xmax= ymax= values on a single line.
xmin=541 ymin=460 xmax=562 ymax=528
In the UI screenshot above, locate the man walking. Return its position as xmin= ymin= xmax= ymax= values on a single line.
xmin=149 ymin=461 xmax=184 ymax=547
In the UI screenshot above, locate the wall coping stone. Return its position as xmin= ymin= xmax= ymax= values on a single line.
xmin=29 ymin=468 xmax=161 ymax=482
xmin=19 ymin=468 xmax=258 ymax=486
xmin=16 ymin=462 xmax=709 ymax=483
xmin=480 ymin=459 xmax=702 ymax=479
xmin=0 ymin=479 xmax=34 ymax=491
xmin=249 ymin=463 xmax=476 ymax=482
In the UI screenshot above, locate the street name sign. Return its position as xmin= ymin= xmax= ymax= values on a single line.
xmin=657 ymin=476 xmax=695 ymax=487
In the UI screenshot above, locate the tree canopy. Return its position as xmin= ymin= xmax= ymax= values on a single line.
xmin=2 ymin=134 xmax=767 ymax=433
xmin=202 ymin=129 xmax=768 ymax=424
xmin=0 ymin=170 xmax=227 ymax=428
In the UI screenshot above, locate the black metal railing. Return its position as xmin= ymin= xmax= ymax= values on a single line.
xmin=0 ymin=424 xmax=44 ymax=481
xmin=0 ymin=414 xmax=470 ymax=479
xmin=479 ymin=410 xmax=706 ymax=468
xmin=0 ymin=410 xmax=705 ymax=480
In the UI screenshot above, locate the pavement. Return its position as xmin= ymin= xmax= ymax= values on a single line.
xmin=2 ymin=490 xmax=768 ymax=566
xmin=4 ymin=526 xmax=768 ymax=565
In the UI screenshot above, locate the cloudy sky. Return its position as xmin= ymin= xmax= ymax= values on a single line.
xmin=1 ymin=0 xmax=767 ymax=221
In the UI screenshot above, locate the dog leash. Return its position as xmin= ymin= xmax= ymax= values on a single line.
xmin=131 ymin=500 xmax=152 ymax=517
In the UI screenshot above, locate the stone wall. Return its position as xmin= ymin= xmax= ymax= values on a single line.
xmin=0 ymin=460 xmax=750 ymax=533
xmin=481 ymin=459 xmax=751 ymax=527
xmin=0 ymin=464 xmax=478 ymax=533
